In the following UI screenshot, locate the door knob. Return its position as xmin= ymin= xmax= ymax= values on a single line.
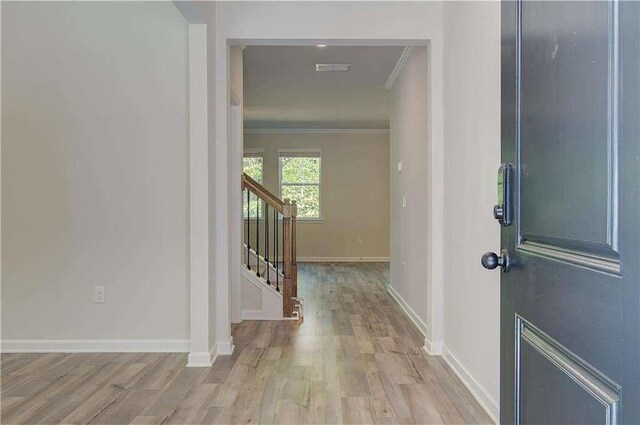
xmin=481 ymin=249 xmax=510 ymax=272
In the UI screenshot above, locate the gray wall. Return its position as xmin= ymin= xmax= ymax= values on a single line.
xmin=2 ymin=2 xmax=190 ymax=341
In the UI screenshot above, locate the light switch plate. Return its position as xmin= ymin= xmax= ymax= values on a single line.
xmin=397 ymin=161 xmax=403 ymax=173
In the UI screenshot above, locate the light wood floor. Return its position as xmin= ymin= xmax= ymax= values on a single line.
xmin=1 ymin=262 xmax=492 ymax=424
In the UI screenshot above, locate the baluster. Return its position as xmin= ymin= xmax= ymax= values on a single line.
xmin=265 ymin=201 xmax=270 ymax=285
xmin=282 ymin=199 xmax=293 ymax=317
xmin=275 ymin=211 xmax=279 ymax=292
xmin=246 ymin=188 xmax=250 ymax=270
xmin=256 ymin=194 xmax=260 ymax=277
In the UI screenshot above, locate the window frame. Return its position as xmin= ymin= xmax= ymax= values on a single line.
xmin=243 ymin=149 xmax=265 ymax=219
xmin=278 ymin=149 xmax=323 ymax=221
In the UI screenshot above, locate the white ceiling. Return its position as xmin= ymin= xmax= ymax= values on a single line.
xmin=243 ymin=45 xmax=405 ymax=130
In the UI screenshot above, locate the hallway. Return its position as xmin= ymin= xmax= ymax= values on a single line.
xmin=1 ymin=263 xmax=491 ymax=424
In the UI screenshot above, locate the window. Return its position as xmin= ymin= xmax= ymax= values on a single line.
xmin=243 ymin=151 xmax=263 ymax=183
xmin=243 ymin=151 xmax=263 ymax=218
xmin=279 ymin=150 xmax=321 ymax=219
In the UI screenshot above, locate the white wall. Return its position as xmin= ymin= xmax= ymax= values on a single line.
xmin=389 ymin=48 xmax=432 ymax=341
xmin=442 ymin=1 xmax=501 ymax=421
xmin=244 ymin=131 xmax=390 ymax=260
xmin=2 ymin=2 xmax=189 ymax=344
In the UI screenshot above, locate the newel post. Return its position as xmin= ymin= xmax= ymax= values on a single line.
xmin=282 ymin=199 xmax=293 ymax=317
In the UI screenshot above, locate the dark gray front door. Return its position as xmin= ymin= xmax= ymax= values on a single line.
xmin=498 ymin=1 xmax=639 ymax=423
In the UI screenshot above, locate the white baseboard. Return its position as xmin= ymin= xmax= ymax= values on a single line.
xmin=385 ymin=283 xmax=429 ymax=337
xmin=187 ymin=345 xmax=217 ymax=368
xmin=241 ymin=309 xmax=285 ymax=321
xmin=217 ymin=336 xmax=234 ymax=355
xmin=1 ymin=339 xmax=190 ymax=353
xmin=298 ymin=257 xmax=390 ymax=263
xmin=423 ymin=337 xmax=443 ymax=356
xmin=442 ymin=345 xmax=499 ymax=424
xmin=384 ymin=284 xmax=496 ymax=422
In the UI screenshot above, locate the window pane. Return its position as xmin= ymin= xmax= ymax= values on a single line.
xmin=281 ymin=157 xmax=320 ymax=184
xmin=282 ymin=185 xmax=320 ymax=218
xmin=243 ymin=157 xmax=263 ymax=183
xmin=244 ymin=192 xmax=262 ymax=219
xmin=243 ymin=156 xmax=263 ymax=218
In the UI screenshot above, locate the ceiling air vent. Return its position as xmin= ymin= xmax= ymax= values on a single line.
xmin=315 ymin=64 xmax=351 ymax=72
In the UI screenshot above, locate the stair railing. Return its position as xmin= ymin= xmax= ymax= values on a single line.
xmin=242 ymin=172 xmax=297 ymax=317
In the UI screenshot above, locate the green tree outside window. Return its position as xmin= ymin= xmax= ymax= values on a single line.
xmin=243 ymin=156 xmax=263 ymax=218
xmin=279 ymin=155 xmax=321 ymax=218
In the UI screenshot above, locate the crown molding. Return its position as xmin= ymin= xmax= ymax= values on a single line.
xmin=244 ymin=128 xmax=389 ymax=135
xmin=385 ymin=46 xmax=414 ymax=90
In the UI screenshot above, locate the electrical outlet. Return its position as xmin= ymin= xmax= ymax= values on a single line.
xmin=357 ymin=237 xmax=363 ymax=245
xmin=402 ymin=262 xmax=407 ymax=274
xmin=94 ymin=286 xmax=105 ymax=304
xmin=397 ymin=161 xmax=403 ymax=173
xmin=402 ymin=196 xmax=407 ymax=209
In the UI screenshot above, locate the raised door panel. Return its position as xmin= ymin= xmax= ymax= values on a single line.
xmin=519 ymin=1 xmax=618 ymax=266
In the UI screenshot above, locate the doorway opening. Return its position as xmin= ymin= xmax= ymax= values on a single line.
xmin=229 ymin=42 xmax=434 ymax=346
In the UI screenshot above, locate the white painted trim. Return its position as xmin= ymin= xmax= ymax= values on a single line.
xmin=242 ymin=310 xmax=287 ymax=321
xmin=422 ymin=338 xmax=443 ymax=356
xmin=241 ymin=309 xmax=264 ymax=320
xmin=243 ymin=148 xmax=264 ymax=155
xmin=244 ymin=128 xmax=389 ymax=135
xmin=1 ymin=339 xmax=190 ymax=353
xmin=188 ymin=23 xmax=212 ymax=363
xmin=442 ymin=345 xmax=499 ymax=424
xmin=277 ymin=148 xmax=322 ymax=155
xmin=187 ymin=345 xmax=218 ymax=367
xmin=385 ymin=46 xmax=414 ymax=89
xmin=241 ymin=266 xmax=283 ymax=298
xmin=217 ymin=336 xmax=235 ymax=356
xmin=386 ymin=283 xmax=429 ymax=337
xmin=299 ymin=257 xmax=390 ymax=263
xmin=386 ymin=265 xmax=494 ymax=422
xmin=230 ymin=104 xmax=244 ymax=325
xmin=214 ymin=23 xmax=233 ymax=367
xmin=225 ymin=39 xmax=441 ymax=399
xmin=387 ymin=283 xmax=443 ymax=355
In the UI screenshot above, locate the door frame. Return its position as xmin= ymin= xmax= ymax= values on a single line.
xmin=217 ymin=36 xmax=444 ymax=357
xmin=177 ymin=0 xmax=449 ymax=368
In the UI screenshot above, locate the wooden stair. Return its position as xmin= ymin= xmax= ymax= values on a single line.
xmin=242 ymin=173 xmax=298 ymax=319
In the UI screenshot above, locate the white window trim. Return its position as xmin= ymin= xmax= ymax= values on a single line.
xmin=243 ymin=148 xmax=264 ymax=157
xmin=278 ymin=149 xmax=322 ymax=220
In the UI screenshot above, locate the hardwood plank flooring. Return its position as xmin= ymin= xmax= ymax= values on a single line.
xmin=1 ymin=262 xmax=493 ymax=424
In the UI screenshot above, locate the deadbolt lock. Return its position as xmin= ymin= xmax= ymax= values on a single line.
xmin=494 ymin=163 xmax=513 ymax=227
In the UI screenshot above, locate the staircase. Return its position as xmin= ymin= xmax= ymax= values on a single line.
xmin=242 ymin=173 xmax=302 ymax=320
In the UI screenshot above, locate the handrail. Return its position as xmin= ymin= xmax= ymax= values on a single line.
xmin=242 ymin=173 xmax=285 ymax=214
